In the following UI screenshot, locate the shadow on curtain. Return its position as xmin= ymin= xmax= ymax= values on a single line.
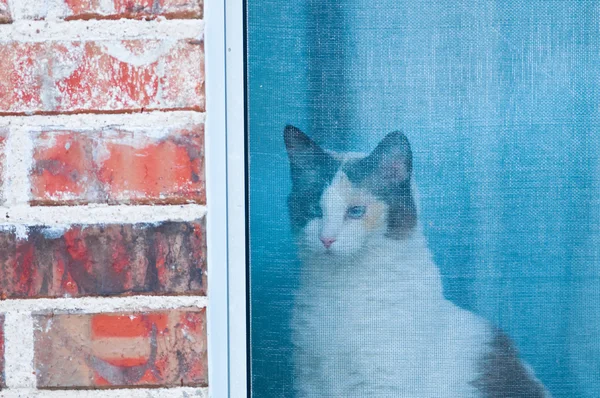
xmin=249 ymin=1 xmax=600 ymax=396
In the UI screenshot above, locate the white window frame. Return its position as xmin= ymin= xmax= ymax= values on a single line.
xmin=205 ymin=0 xmax=248 ymax=397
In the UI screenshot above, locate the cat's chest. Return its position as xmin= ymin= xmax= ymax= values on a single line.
xmin=297 ymin=248 xmax=438 ymax=309
xmin=294 ymin=253 xmax=456 ymax=360
xmin=295 ymin=264 xmax=447 ymax=339
xmin=292 ymin=253 xmax=491 ymax=397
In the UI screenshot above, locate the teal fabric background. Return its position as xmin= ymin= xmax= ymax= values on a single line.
xmin=248 ymin=1 xmax=600 ymax=396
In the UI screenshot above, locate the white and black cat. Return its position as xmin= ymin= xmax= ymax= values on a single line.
xmin=285 ymin=125 xmax=550 ymax=397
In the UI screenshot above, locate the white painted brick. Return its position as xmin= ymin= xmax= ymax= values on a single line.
xmin=0 ymin=387 xmax=209 ymax=397
xmin=0 ymin=19 xmax=204 ymax=42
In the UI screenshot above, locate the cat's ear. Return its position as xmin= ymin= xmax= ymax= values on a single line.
xmin=346 ymin=131 xmax=413 ymax=192
xmin=284 ymin=125 xmax=338 ymax=186
xmin=284 ymin=125 xmax=325 ymax=164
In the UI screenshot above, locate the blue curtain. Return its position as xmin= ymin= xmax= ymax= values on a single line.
xmin=249 ymin=1 xmax=600 ymax=396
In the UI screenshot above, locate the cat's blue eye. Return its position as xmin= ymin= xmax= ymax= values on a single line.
xmin=346 ymin=205 xmax=367 ymax=219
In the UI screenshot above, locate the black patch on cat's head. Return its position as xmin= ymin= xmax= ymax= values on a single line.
xmin=344 ymin=131 xmax=417 ymax=238
xmin=284 ymin=125 xmax=341 ymax=232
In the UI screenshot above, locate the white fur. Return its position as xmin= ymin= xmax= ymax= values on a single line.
xmin=292 ymin=171 xmax=496 ymax=397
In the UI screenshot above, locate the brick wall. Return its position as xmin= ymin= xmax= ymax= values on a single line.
xmin=0 ymin=1 xmax=207 ymax=396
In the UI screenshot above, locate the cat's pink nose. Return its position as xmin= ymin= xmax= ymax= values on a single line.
xmin=320 ymin=237 xmax=336 ymax=249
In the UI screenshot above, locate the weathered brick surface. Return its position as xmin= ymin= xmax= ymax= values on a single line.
xmin=0 ymin=40 xmax=204 ymax=115
xmin=0 ymin=221 xmax=206 ymax=299
xmin=31 ymin=125 xmax=205 ymax=204
xmin=34 ymin=309 xmax=207 ymax=388
xmin=0 ymin=0 xmax=208 ymax=390
xmin=64 ymin=0 xmax=203 ymax=20
xmin=0 ymin=315 xmax=4 ymax=388
xmin=0 ymin=0 xmax=9 ymax=23
xmin=0 ymin=129 xmax=6 ymax=204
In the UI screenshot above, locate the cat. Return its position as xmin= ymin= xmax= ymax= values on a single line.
xmin=284 ymin=125 xmax=550 ymax=398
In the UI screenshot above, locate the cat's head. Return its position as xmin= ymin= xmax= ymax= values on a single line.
xmin=284 ymin=125 xmax=417 ymax=258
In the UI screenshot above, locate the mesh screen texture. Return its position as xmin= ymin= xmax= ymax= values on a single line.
xmin=249 ymin=2 xmax=600 ymax=396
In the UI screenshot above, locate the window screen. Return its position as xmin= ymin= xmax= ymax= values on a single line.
xmin=248 ymin=2 xmax=600 ymax=397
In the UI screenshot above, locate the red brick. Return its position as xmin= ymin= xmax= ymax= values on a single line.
xmin=31 ymin=125 xmax=205 ymax=204
xmin=0 ymin=0 xmax=10 ymax=23
xmin=64 ymin=0 xmax=203 ymax=20
xmin=0 ymin=40 xmax=204 ymax=115
xmin=0 ymin=315 xmax=4 ymax=388
xmin=0 ymin=221 xmax=206 ymax=299
xmin=34 ymin=309 xmax=207 ymax=388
